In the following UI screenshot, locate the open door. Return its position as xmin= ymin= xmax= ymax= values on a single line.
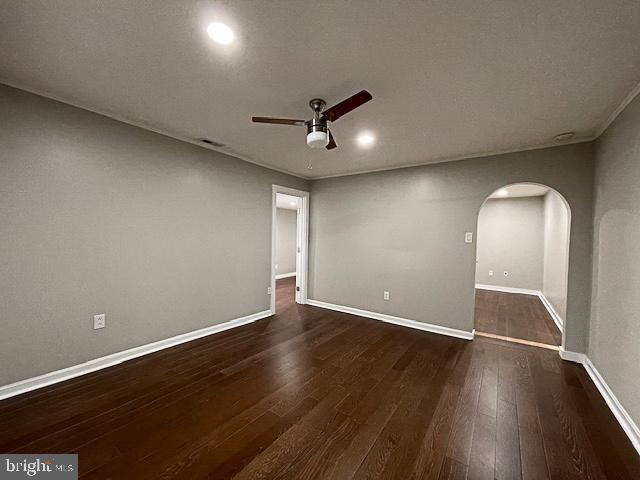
xmin=271 ymin=185 xmax=310 ymax=314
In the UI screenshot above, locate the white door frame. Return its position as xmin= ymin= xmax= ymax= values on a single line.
xmin=271 ymin=185 xmax=310 ymax=314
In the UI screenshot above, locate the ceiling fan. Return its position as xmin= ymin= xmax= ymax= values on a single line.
xmin=252 ymin=90 xmax=372 ymax=150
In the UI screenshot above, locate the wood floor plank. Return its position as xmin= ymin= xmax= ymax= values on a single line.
xmin=408 ymin=382 xmax=461 ymax=480
xmin=477 ymin=355 xmax=499 ymax=418
xmin=467 ymin=412 xmax=496 ymax=480
xmin=439 ymin=456 xmax=469 ymax=480
xmin=529 ymin=352 xmax=596 ymax=480
xmin=445 ymin=349 xmax=483 ymax=465
xmin=516 ymin=358 xmax=550 ymax=480
xmin=496 ymin=398 xmax=522 ymax=480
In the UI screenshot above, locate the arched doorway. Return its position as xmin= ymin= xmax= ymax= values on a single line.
xmin=473 ymin=183 xmax=571 ymax=350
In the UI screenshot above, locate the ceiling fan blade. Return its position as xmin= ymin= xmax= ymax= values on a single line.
xmin=326 ymin=130 xmax=337 ymax=150
xmin=323 ymin=90 xmax=372 ymax=122
xmin=252 ymin=117 xmax=306 ymax=126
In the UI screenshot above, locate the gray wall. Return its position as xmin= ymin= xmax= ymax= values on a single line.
xmin=276 ymin=208 xmax=297 ymax=275
xmin=309 ymin=142 xmax=594 ymax=352
xmin=590 ymin=92 xmax=640 ymax=426
xmin=475 ymin=197 xmax=545 ymax=290
xmin=0 ymin=85 xmax=308 ymax=386
xmin=543 ymin=190 xmax=570 ymax=322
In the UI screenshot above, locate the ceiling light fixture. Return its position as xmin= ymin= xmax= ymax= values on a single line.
xmin=207 ymin=22 xmax=234 ymax=45
xmin=496 ymin=188 xmax=509 ymax=197
xmin=307 ymin=130 xmax=329 ymax=149
xmin=356 ymin=131 xmax=376 ymax=148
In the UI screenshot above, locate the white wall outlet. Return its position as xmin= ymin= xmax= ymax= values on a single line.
xmin=267 ymin=286 xmax=272 ymax=295
xmin=93 ymin=313 xmax=106 ymax=330
xmin=465 ymin=232 xmax=473 ymax=243
xmin=489 ymin=270 xmax=494 ymax=276
xmin=503 ymin=271 xmax=509 ymax=277
xmin=383 ymin=291 xmax=390 ymax=301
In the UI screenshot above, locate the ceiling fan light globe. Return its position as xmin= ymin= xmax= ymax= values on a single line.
xmin=307 ymin=131 xmax=329 ymax=148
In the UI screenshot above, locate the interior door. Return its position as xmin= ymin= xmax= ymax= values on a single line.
xmin=295 ymin=199 xmax=302 ymax=304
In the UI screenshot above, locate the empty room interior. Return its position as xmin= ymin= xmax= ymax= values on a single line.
xmin=1 ymin=1 xmax=640 ymax=479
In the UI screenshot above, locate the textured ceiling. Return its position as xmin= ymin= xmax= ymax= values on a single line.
xmin=1 ymin=0 xmax=639 ymax=178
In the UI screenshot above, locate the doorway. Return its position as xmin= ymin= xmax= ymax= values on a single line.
xmin=473 ymin=183 xmax=570 ymax=350
xmin=271 ymin=185 xmax=309 ymax=314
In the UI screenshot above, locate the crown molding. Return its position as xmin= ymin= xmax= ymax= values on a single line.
xmin=309 ymin=137 xmax=594 ymax=180
xmin=593 ymin=78 xmax=640 ymax=139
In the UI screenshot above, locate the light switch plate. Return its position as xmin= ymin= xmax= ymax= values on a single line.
xmin=465 ymin=232 xmax=473 ymax=243
xmin=93 ymin=313 xmax=106 ymax=330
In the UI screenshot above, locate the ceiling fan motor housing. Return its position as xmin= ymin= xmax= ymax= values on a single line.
xmin=306 ymin=98 xmax=329 ymax=148
xmin=306 ymin=120 xmax=329 ymax=148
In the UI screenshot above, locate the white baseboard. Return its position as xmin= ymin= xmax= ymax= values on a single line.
xmin=559 ymin=346 xmax=586 ymax=364
xmin=537 ymin=293 xmax=564 ymax=333
xmin=584 ymin=357 xmax=640 ymax=456
xmin=475 ymin=284 xmax=564 ymax=333
xmin=275 ymin=272 xmax=296 ymax=279
xmin=558 ymin=348 xmax=640 ymax=455
xmin=475 ymin=283 xmax=541 ymax=296
xmin=0 ymin=309 xmax=272 ymax=401
xmin=307 ymin=299 xmax=474 ymax=340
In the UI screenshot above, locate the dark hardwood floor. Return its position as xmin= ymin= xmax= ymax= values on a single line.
xmin=475 ymin=289 xmax=562 ymax=346
xmin=1 ymin=280 xmax=638 ymax=479
xmin=276 ymin=275 xmax=296 ymax=314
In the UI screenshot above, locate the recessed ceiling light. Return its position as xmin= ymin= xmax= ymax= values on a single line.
xmin=496 ymin=188 xmax=509 ymax=197
xmin=207 ymin=22 xmax=234 ymax=45
xmin=554 ymin=132 xmax=575 ymax=142
xmin=356 ymin=131 xmax=376 ymax=148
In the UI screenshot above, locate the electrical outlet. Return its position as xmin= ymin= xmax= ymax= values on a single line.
xmin=489 ymin=270 xmax=494 ymax=276
xmin=383 ymin=291 xmax=390 ymax=301
xmin=503 ymin=271 xmax=509 ymax=277
xmin=93 ymin=313 xmax=106 ymax=330
xmin=267 ymin=286 xmax=272 ymax=295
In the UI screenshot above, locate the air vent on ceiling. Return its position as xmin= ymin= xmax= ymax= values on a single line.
xmin=554 ymin=132 xmax=575 ymax=142
xmin=199 ymin=138 xmax=225 ymax=147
